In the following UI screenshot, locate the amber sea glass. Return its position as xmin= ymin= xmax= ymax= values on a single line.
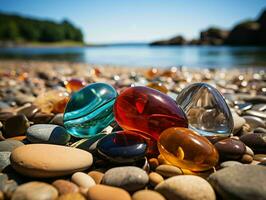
xmin=158 ymin=127 xmax=219 ymax=171
xmin=146 ymin=82 xmax=168 ymax=94
xmin=65 ymin=78 xmax=86 ymax=93
xmin=114 ymin=86 xmax=188 ymax=140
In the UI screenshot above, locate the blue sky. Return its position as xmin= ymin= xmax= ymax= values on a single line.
xmin=0 ymin=0 xmax=265 ymax=43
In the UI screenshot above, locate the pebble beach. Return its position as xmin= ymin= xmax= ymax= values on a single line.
xmin=0 ymin=60 xmax=266 ymax=200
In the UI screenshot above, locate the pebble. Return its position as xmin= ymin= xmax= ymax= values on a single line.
xmin=0 ymin=152 xmax=11 ymax=171
xmin=0 ymin=191 xmax=3 ymax=200
xmin=52 ymin=179 xmax=79 ymax=195
xmin=240 ymin=133 xmax=266 ymax=153
xmin=16 ymin=104 xmax=40 ymax=120
xmin=26 ymin=124 xmax=70 ymax=145
xmin=87 ymin=185 xmax=131 ymax=200
xmin=88 ymin=171 xmax=104 ymax=184
xmin=232 ymin=112 xmax=246 ymax=133
xmin=102 ymin=166 xmax=149 ymax=192
xmin=241 ymin=154 xmax=253 ymax=163
xmin=243 ymin=116 xmax=266 ymax=129
xmin=11 ymin=182 xmax=58 ymax=200
xmin=245 ymin=110 xmax=266 ymax=119
xmin=149 ymin=158 xmax=159 ymax=170
xmin=149 ymin=172 xmax=164 ymax=187
xmin=0 ymin=173 xmax=17 ymax=198
xmin=214 ymin=138 xmax=246 ymax=160
xmin=0 ymin=112 xmax=14 ymax=122
xmin=71 ymin=172 xmax=96 ymax=189
xmin=10 ymin=144 xmax=93 ymax=178
xmin=31 ymin=112 xmax=54 ymax=124
xmin=220 ymin=161 xmax=243 ymax=168
xmin=208 ymin=165 xmax=266 ymax=200
xmin=258 ymin=160 xmax=266 ymax=166
xmin=3 ymin=115 xmax=30 ymax=138
xmin=155 ymin=175 xmax=216 ymax=200
xmin=254 ymin=154 xmax=266 ymax=162
xmin=132 ymin=190 xmax=166 ymax=200
xmin=0 ymin=139 xmax=24 ymax=152
xmin=155 ymin=165 xmax=183 ymax=178
xmin=57 ymin=193 xmax=86 ymax=200
xmin=254 ymin=127 xmax=266 ymax=133
xmin=50 ymin=113 xmax=64 ymax=126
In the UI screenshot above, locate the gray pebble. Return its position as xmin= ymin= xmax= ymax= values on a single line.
xmin=0 ymin=139 xmax=24 ymax=152
xmin=220 ymin=161 xmax=243 ymax=168
xmin=0 ymin=152 xmax=11 ymax=171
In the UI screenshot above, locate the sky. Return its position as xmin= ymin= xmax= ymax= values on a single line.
xmin=0 ymin=0 xmax=265 ymax=43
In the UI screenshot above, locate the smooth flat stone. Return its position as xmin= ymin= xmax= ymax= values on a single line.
xmin=10 ymin=144 xmax=93 ymax=178
xmin=71 ymin=172 xmax=96 ymax=189
xmin=0 ymin=139 xmax=24 ymax=152
xmin=245 ymin=110 xmax=266 ymax=119
xmin=97 ymin=131 xmax=147 ymax=163
xmin=214 ymin=138 xmax=246 ymax=160
xmin=87 ymin=185 xmax=131 ymax=200
xmin=254 ymin=127 xmax=266 ymax=133
xmin=3 ymin=115 xmax=30 ymax=138
xmin=50 ymin=113 xmax=64 ymax=126
xmin=155 ymin=175 xmax=216 ymax=200
xmin=176 ymin=83 xmax=233 ymax=136
xmin=16 ymin=104 xmax=40 ymax=120
xmin=11 ymin=181 xmax=58 ymax=200
xmin=64 ymin=83 xmax=117 ymax=138
xmin=52 ymin=179 xmax=79 ymax=195
xmin=220 ymin=161 xmax=243 ymax=168
xmin=88 ymin=171 xmax=104 ymax=184
xmin=0 ymin=152 xmax=11 ymax=171
xmin=102 ymin=166 xmax=149 ymax=192
xmin=31 ymin=112 xmax=54 ymax=124
xmin=254 ymin=154 xmax=266 ymax=162
xmin=132 ymin=190 xmax=166 ymax=200
xmin=26 ymin=124 xmax=70 ymax=145
xmin=208 ymin=165 xmax=266 ymax=200
xmin=155 ymin=165 xmax=183 ymax=178
xmin=240 ymin=133 xmax=266 ymax=153
xmin=243 ymin=116 xmax=266 ymax=129
xmin=252 ymin=104 xmax=266 ymax=111
xmin=149 ymin=172 xmax=164 ymax=187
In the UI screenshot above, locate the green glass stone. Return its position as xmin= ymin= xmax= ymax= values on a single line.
xmin=63 ymin=83 xmax=117 ymax=138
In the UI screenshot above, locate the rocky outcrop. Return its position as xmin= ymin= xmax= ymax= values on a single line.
xmin=150 ymin=35 xmax=186 ymax=45
xmin=200 ymin=27 xmax=229 ymax=45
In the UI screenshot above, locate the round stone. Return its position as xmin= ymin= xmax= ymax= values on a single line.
xmin=102 ymin=166 xmax=149 ymax=192
xmin=149 ymin=172 xmax=164 ymax=187
xmin=176 ymin=83 xmax=233 ymax=136
xmin=155 ymin=175 xmax=216 ymax=200
xmin=10 ymin=144 xmax=93 ymax=178
xmin=50 ymin=113 xmax=64 ymax=126
xmin=11 ymin=182 xmax=58 ymax=200
xmin=240 ymin=133 xmax=266 ymax=153
xmin=71 ymin=172 xmax=96 ymax=189
xmin=26 ymin=124 xmax=70 ymax=145
xmin=31 ymin=112 xmax=54 ymax=124
xmin=87 ymin=185 xmax=131 ymax=200
xmin=214 ymin=138 xmax=246 ymax=160
xmin=208 ymin=165 xmax=266 ymax=200
xmin=149 ymin=158 xmax=159 ymax=170
xmin=64 ymin=83 xmax=117 ymax=138
xmin=16 ymin=104 xmax=40 ymax=120
xmin=57 ymin=193 xmax=86 ymax=200
xmin=0 ymin=151 xmax=11 ymax=171
xmin=3 ymin=114 xmax=30 ymax=138
xmin=241 ymin=154 xmax=253 ymax=163
xmin=158 ymin=127 xmax=219 ymax=171
xmin=52 ymin=179 xmax=79 ymax=195
xmin=97 ymin=131 xmax=147 ymax=163
xmin=220 ymin=161 xmax=243 ymax=168
xmin=155 ymin=165 xmax=183 ymax=178
xmin=114 ymin=86 xmax=188 ymax=140
xmin=132 ymin=190 xmax=166 ymax=200
xmin=88 ymin=171 xmax=104 ymax=184
xmin=242 ymin=116 xmax=266 ymax=129
xmin=0 ymin=139 xmax=24 ymax=152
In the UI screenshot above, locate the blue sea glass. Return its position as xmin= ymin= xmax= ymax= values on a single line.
xmin=97 ymin=131 xmax=148 ymax=163
xmin=63 ymin=83 xmax=117 ymax=138
xmin=176 ymin=83 xmax=233 ymax=136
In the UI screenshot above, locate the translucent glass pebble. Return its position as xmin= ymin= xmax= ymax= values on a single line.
xmin=146 ymin=82 xmax=168 ymax=94
xmin=176 ymin=83 xmax=233 ymax=136
xmin=65 ymin=78 xmax=86 ymax=93
xmin=63 ymin=83 xmax=117 ymax=138
xmin=158 ymin=127 xmax=219 ymax=171
xmin=97 ymin=131 xmax=148 ymax=163
xmin=114 ymin=86 xmax=188 ymax=140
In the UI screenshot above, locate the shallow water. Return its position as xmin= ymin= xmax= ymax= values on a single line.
xmin=1 ymin=45 xmax=266 ymax=68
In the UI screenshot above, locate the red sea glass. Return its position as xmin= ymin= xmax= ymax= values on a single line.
xmin=114 ymin=86 xmax=188 ymax=140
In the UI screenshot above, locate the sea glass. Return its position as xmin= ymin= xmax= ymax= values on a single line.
xmin=146 ymin=82 xmax=168 ymax=94
xmin=65 ymin=78 xmax=86 ymax=93
xmin=158 ymin=127 xmax=219 ymax=171
xmin=176 ymin=83 xmax=233 ymax=136
xmin=34 ymin=90 xmax=69 ymax=114
xmin=63 ymin=83 xmax=117 ymax=138
xmin=97 ymin=131 xmax=148 ymax=163
xmin=114 ymin=86 xmax=188 ymax=140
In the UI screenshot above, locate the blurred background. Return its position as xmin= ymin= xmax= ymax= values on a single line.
xmin=0 ymin=0 xmax=266 ymax=68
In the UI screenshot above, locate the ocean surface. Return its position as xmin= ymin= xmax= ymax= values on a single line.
xmin=1 ymin=45 xmax=266 ymax=69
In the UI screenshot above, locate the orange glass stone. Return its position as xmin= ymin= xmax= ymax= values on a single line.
xmin=53 ymin=96 xmax=70 ymax=113
xmin=158 ymin=127 xmax=219 ymax=171
xmin=146 ymin=82 xmax=168 ymax=94
xmin=146 ymin=68 xmax=158 ymax=79
xmin=65 ymin=78 xmax=86 ymax=93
